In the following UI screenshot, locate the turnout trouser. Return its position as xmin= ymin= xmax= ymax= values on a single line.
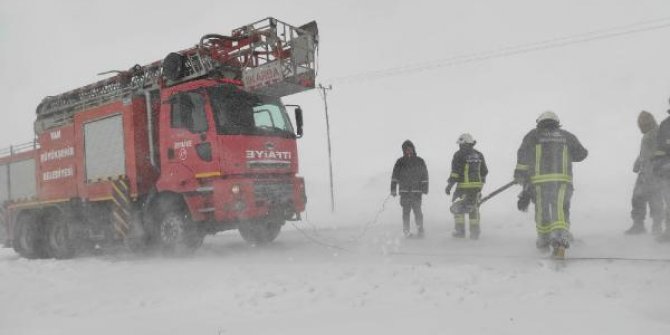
xmin=533 ymin=182 xmax=572 ymax=243
xmin=660 ymin=179 xmax=670 ymax=230
xmin=631 ymin=175 xmax=664 ymax=225
xmin=453 ymin=189 xmax=481 ymax=232
xmin=400 ymin=193 xmax=423 ymax=233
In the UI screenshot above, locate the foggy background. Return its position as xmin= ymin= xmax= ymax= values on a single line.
xmin=4 ymin=2 xmax=670 ymax=334
xmin=2 ymin=0 xmax=670 ymax=235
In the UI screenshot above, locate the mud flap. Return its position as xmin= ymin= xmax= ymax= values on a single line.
xmin=111 ymin=177 xmax=133 ymax=239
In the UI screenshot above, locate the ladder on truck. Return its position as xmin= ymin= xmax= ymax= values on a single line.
xmin=35 ymin=17 xmax=319 ymax=133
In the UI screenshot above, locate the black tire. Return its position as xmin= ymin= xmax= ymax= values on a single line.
xmin=46 ymin=214 xmax=76 ymax=259
xmin=13 ymin=214 xmax=48 ymax=259
xmin=238 ymin=217 xmax=283 ymax=245
xmin=154 ymin=210 xmax=204 ymax=254
xmin=0 ymin=217 xmax=8 ymax=248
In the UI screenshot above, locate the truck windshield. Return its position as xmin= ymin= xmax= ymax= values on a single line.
xmin=208 ymin=85 xmax=295 ymax=138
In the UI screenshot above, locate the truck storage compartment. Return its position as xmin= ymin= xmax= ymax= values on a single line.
xmin=8 ymin=159 xmax=36 ymax=200
xmin=84 ymin=114 xmax=126 ymax=181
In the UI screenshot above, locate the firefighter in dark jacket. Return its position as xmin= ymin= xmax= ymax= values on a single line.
xmin=445 ymin=134 xmax=488 ymax=239
xmin=514 ymin=111 xmax=588 ymax=258
xmin=391 ymin=140 xmax=429 ymax=238
xmin=652 ymin=103 xmax=670 ymax=242
xmin=626 ymin=111 xmax=663 ymax=235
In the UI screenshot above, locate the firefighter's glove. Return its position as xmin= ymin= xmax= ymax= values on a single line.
xmin=445 ymin=183 xmax=455 ymax=195
xmin=633 ymin=159 xmax=641 ymax=174
xmin=517 ymin=189 xmax=531 ymax=212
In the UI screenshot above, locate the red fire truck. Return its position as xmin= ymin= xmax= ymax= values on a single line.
xmin=0 ymin=17 xmax=318 ymax=258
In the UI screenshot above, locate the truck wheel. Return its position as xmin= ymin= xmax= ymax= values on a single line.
xmin=46 ymin=215 xmax=76 ymax=259
xmin=156 ymin=210 xmax=204 ymax=253
xmin=238 ymin=217 xmax=283 ymax=245
xmin=13 ymin=214 xmax=48 ymax=259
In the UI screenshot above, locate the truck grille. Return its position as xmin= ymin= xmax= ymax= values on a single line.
xmin=253 ymin=180 xmax=293 ymax=202
xmin=247 ymin=161 xmax=291 ymax=170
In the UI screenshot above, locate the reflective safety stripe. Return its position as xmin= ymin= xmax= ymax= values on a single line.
xmin=458 ymin=182 xmax=484 ymax=189
xmin=536 ymin=222 xmax=567 ymax=233
xmin=516 ymin=164 xmax=529 ymax=171
xmin=536 ymin=223 xmax=551 ymax=234
xmin=562 ymin=145 xmax=569 ymax=175
xmin=464 ymin=163 xmax=470 ymax=184
xmin=549 ymin=221 xmax=568 ymax=231
xmin=535 ymin=185 xmax=542 ymax=228
xmin=530 ymin=174 xmax=572 ymax=184
xmin=655 ymin=150 xmax=666 ymax=157
xmin=454 ymin=214 xmax=466 ymax=224
xmin=557 ymin=183 xmax=567 ymax=224
xmin=450 ymin=173 xmax=460 ymax=178
xmin=535 ymin=144 xmax=542 ymax=176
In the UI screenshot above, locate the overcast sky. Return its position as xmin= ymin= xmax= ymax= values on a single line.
xmin=2 ymin=0 xmax=670 ymax=224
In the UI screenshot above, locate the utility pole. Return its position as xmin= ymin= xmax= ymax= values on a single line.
xmin=317 ymin=83 xmax=335 ymax=213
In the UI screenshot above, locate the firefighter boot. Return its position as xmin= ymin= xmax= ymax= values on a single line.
xmin=469 ymin=224 xmax=480 ymax=240
xmin=624 ymin=221 xmax=646 ymax=235
xmin=552 ymin=243 xmax=566 ymax=260
xmin=536 ymin=234 xmax=551 ymax=253
xmin=651 ymin=220 xmax=663 ymax=235
xmin=403 ymin=222 xmax=412 ymax=238
xmin=452 ymin=223 xmax=465 ymax=238
xmin=550 ymin=231 xmax=570 ymax=259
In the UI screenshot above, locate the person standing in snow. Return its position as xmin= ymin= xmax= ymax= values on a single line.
xmin=514 ymin=111 xmax=588 ymax=258
xmin=445 ymin=134 xmax=488 ymax=239
xmin=652 ymin=102 xmax=670 ymax=242
xmin=626 ymin=111 xmax=664 ymax=235
xmin=391 ymin=140 xmax=429 ymax=238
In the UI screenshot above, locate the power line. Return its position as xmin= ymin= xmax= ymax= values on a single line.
xmin=328 ymin=16 xmax=670 ymax=85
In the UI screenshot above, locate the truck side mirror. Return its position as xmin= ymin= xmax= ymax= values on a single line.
xmin=295 ymin=107 xmax=304 ymax=138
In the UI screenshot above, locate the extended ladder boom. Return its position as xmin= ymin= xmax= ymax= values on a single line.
xmin=35 ymin=17 xmax=318 ymax=133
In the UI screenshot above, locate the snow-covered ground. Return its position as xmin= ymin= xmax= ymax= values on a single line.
xmin=2 ymin=208 xmax=670 ymax=335
xmin=3 ymin=1 xmax=670 ymax=334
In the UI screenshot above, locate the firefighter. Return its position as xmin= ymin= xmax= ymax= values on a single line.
xmin=445 ymin=134 xmax=488 ymax=239
xmin=391 ymin=140 xmax=429 ymax=238
xmin=652 ymin=102 xmax=670 ymax=242
xmin=514 ymin=111 xmax=588 ymax=257
xmin=626 ymin=111 xmax=663 ymax=235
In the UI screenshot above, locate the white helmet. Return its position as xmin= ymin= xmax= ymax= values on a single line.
xmin=536 ymin=111 xmax=560 ymax=124
xmin=456 ymin=133 xmax=476 ymax=145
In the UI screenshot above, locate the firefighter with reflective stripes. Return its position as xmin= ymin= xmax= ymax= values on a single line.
xmin=514 ymin=111 xmax=588 ymax=257
xmin=391 ymin=140 xmax=429 ymax=238
xmin=445 ymin=134 xmax=488 ymax=239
